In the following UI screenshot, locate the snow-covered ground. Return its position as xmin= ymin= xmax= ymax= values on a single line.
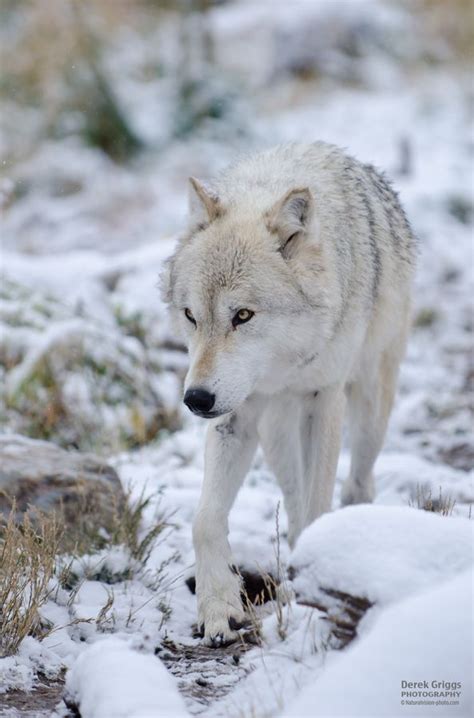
xmin=0 ymin=1 xmax=472 ymax=716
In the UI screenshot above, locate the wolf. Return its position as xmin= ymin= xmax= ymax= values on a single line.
xmin=162 ymin=142 xmax=416 ymax=646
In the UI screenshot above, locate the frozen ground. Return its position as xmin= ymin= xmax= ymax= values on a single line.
xmin=0 ymin=1 xmax=472 ymax=716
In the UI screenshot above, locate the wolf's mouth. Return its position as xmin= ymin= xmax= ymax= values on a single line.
xmin=189 ymin=409 xmax=224 ymax=419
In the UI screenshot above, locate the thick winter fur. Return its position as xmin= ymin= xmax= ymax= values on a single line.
xmin=162 ymin=142 xmax=416 ymax=645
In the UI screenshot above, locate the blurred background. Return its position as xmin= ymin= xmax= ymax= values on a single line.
xmin=0 ymin=0 xmax=472 ymax=464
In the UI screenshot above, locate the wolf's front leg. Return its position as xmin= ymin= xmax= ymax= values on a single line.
xmin=302 ymin=384 xmax=346 ymax=527
xmin=193 ymin=399 xmax=261 ymax=646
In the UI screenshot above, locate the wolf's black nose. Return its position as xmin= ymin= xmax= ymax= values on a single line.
xmin=184 ymin=388 xmax=215 ymax=416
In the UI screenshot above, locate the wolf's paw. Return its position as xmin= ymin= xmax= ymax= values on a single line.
xmin=340 ymin=478 xmax=374 ymax=506
xmin=198 ymin=600 xmax=251 ymax=647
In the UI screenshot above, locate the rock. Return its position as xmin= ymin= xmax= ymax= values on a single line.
xmin=0 ymin=434 xmax=124 ymax=549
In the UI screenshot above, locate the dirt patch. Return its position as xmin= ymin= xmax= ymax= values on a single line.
xmin=438 ymin=442 xmax=474 ymax=472
xmin=0 ymin=674 xmax=73 ymax=717
xmin=157 ymin=637 xmax=253 ymax=710
xmin=297 ymin=587 xmax=373 ymax=648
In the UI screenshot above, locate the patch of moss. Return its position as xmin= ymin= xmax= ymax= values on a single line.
xmin=414 ymin=307 xmax=439 ymax=328
xmin=447 ymin=195 xmax=473 ymax=225
xmin=114 ymin=306 xmax=147 ymax=344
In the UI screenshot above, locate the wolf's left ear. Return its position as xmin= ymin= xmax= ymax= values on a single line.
xmin=188 ymin=177 xmax=222 ymax=227
xmin=265 ymin=187 xmax=313 ymax=256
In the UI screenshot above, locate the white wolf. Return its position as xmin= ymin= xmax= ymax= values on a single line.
xmin=162 ymin=142 xmax=416 ymax=646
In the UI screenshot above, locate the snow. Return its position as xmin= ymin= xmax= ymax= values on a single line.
xmin=286 ymin=569 xmax=473 ymax=717
xmin=207 ymin=506 xmax=474 ymax=718
xmin=64 ymin=638 xmax=188 ymax=718
xmin=0 ymin=0 xmax=473 ymax=715
xmin=290 ymin=505 xmax=474 ymax=606
xmin=0 ymin=637 xmax=66 ymax=696
xmin=206 ymin=603 xmax=330 ymax=718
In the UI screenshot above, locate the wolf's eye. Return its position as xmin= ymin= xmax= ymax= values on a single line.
xmin=232 ymin=309 xmax=254 ymax=327
xmin=184 ymin=308 xmax=196 ymax=326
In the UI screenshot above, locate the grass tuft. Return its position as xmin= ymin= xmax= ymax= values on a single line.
xmin=109 ymin=489 xmax=169 ymax=565
xmin=0 ymin=504 xmax=62 ymax=657
xmin=410 ymin=485 xmax=456 ymax=516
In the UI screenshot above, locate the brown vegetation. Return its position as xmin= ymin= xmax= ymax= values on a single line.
xmin=0 ymin=505 xmax=62 ymax=657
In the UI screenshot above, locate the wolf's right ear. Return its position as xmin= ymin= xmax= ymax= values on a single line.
xmin=188 ymin=177 xmax=222 ymax=227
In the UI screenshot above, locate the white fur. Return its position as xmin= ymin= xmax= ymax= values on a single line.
xmin=163 ymin=142 xmax=416 ymax=645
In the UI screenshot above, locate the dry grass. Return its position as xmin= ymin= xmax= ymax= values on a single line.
xmin=409 ymin=485 xmax=456 ymax=516
xmin=0 ymin=486 xmax=174 ymax=657
xmin=56 ymin=487 xmax=175 ymax=591
xmin=42 ymin=485 xmax=171 ymax=561
xmin=239 ymin=502 xmax=292 ymax=644
xmin=265 ymin=502 xmax=291 ymax=641
xmin=0 ymin=504 xmax=62 ymax=657
xmin=413 ymin=0 xmax=474 ymax=62
xmin=109 ymin=489 xmax=170 ymax=564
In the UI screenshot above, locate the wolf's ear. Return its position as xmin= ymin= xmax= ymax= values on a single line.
xmin=188 ymin=177 xmax=222 ymax=226
xmin=265 ymin=187 xmax=313 ymax=256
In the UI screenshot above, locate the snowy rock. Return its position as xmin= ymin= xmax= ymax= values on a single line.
xmin=0 ymin=434 xmax=124 ymax=522
xmin=290 ymin=505 xmax=473 ymax=608
xmin=64 ymin=638 xmax=189 ymax=718
xmin=285 ymin=568 xmax=473 ymax=717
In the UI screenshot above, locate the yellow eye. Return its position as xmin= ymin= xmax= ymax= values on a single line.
xmin=184 ymin=308 xmax=196 ymax=325
xmin=232 ymin=308 xmax=254 ymax=327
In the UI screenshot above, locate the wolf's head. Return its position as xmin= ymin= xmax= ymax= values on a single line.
xmin=162 ymin=177 xmax=331 ymax=418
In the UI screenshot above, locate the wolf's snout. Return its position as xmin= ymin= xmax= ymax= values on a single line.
xmin=184 ymin=388 xmax=216 ymax=416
